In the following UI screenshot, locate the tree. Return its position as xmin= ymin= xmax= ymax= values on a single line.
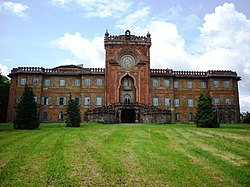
xmin=0 ymin=73 xmax=10 ymax=122
xmin=195 ymin=93 xmax=220 ymax=128
xmin=241 ymin=112 xmax=250 ymax=124
xmin=13 ymin=85 xmax=39 ymax=129
xmin=66 ymin=94 xmax=80 ymax=127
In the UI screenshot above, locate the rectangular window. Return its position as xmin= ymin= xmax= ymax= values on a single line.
xmin=96 ymin=79 xmax=103 ymax=86
xmin=187 ymin=81 xmax=193 ymax=89
xmin=152 ymin=97 xmax=159 ymax=106
xmin=225 ymin=98 xmax=231 ymax=105
xmin=174 ymin=81 xmax=179 ymax=88
xmin=96 ymin=97 xmax=102 ymax=106
xmin=59 ymin=79 xmax=66 ymax=86
xmin=213 ymin=80 xmax=219 ymax=88
xmin=175 ymin=113 xmax=180 ymax=121
xmin=188 ymin=113 xmax=194 ymax=121
xmin=201 ymin=81 xmax=207 ymax=88
xmin=165 ymin=97 xmax=171 ymax=107
xmin=224 ymin=80 xmax=230 ymax=88
xmin=174 ymin=99 xmax=180 ymax=107
xmin=164 ymin=80 xmax=170 ymax=88
xmin=44 ymin=79 xmax=51 ymax=86
xmin=32 ymin=77 xmax=39 ymax=85
xmin=42 ymin=97 xmax=51 ymax=105
xmin=188 ymin=99 xmax=194 ymax=107
xmin=152 ymin=80 xmax=158 ymax=87
xmin=74 ymin=79 xmax=81 ymax=87
xmin=85 ymin=79 xmax=91 ymax=86
xmin=34 ymin=96 xmax=37 ymax=103
xmin=214 ymin=98 xmax=220 ymax=105
xmin=20 ymin=77 xmax=27 ymax=85
xmin=74 ymin=97 xmax=81 ymax=105
xmin=57 ymin=97 xmax=66 ymax=105
xmin=85 ymin=96 xmax=90 ymax=106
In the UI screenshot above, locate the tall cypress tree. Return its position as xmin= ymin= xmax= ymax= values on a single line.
xmin=66 ymin=94 xmax=80 ymax=127
xmin=14 ymin=84 xmax=39 ymax=129
xmin=195 ymin=93 xmax=220 ymax=128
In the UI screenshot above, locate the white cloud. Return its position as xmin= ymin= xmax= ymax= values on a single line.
xmin=116 ymin=6 xmax=150 ymax=30
xmin=1 ymin=1 xmax=29 ymax=18
xmin=52 ymin=32 xmax=104 ymax=68
xmin=239 ymin=96 xmax=250 ymax=112
xmin=0 ymin=64 xmax=9 ymax=76
xmin=50 ymin=0 xmax=132 ymax=18
xmin=191 ymin=3 xmax=250 ymax=93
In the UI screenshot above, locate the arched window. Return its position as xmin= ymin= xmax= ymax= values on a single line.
xmin=124 ymin=94 xmax=131 ymax=104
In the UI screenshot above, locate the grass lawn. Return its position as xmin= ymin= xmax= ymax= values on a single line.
xmin=0 ymin=123 xmax=249 ymax=186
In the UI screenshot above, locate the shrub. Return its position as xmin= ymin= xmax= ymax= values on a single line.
xmin=195 ymin=93 xmax=220 ymax=128
xmin=66 ymin=94 xmax=80 ymax=127
xmin=13 ymin=85 xmax=39 ymax=129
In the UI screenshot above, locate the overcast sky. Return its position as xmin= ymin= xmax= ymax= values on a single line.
xmin=1 ymin=0 xmax=250 ymax=112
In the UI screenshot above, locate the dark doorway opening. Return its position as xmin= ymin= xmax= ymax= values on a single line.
xmin=121 ymin=109 xmax=135 ymax=123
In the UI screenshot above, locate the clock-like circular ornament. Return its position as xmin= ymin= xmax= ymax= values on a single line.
xmin=120 ymin=55 xmax=134 ymax=68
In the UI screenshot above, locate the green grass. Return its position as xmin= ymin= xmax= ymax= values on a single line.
xmin=0 ymin=123 xmax=249 ymax=186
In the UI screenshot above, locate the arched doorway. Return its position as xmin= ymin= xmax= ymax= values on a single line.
xmin=119 ymin=75 xmax=136 ymax=104
xmin=121 ymin=109 xmax=136 ymax=123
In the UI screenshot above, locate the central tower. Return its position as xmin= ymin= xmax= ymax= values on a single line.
xmin=104 ymin=30 xmax=152 ymax=105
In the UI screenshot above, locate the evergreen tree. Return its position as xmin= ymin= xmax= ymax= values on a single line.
xmin=13 ymin=84 xmax=39 ymax=129
xmin=66 ymin=94 xmax=80 ymax=127
xmin=195 ymin=93 xmax=220 ymax=128
xmin=0 ymin=73 xmax=10 ymax=122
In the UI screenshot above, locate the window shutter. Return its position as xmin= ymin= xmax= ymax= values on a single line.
xmin=41 ymin=97 xmax=44 ymax=105
xmin=48 ymin=97 xmax=51 ymax=105
xmin=64 ymin=97 xmax=66 ymax=105
xmin=57 ymin=97 xmax=60 ymax=105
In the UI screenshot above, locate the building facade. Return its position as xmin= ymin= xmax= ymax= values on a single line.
xmin=7 ymin=30 xmax=241 ymax=123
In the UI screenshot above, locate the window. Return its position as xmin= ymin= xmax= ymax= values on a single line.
xmin=164 ymin=80 xmax=170 ymax=88
xmin=57 ymin=97 xmax=66 ymax=105
xmin=225 ymin=98 xmax=231 ymax=105
xmin=44 ymin=79 xmax=51 ymax=86
xmin=43 ymin=111 xmax=48 ymax=120
xmin=174 ymin=99 xmax=180 ymax=107
xmin=224 ymin=80 xmax=230 ymax=88
xmin=85 ymin=96 xmax=90 ymax=106
xmin=74 ymin=97 xmax=81 ymax=105
xmin=85 ymin=79 xmax=91 ymax=86
xmin=174 ymin=81 xmax=179 ymax=88
xmin=187 ymin=81 xmax=193 ymax=89
xmin=165 ymin=97 xmax=171 ymax=107
xmin=59 ymin=79 xmax=66 ymax=86
xmin=188 ymin=113 xmax=194 ymax=121
xmin=213 ymin=80 xmax=219 ymax=88
xmin=96 ymin=79 xmax=103 ymax=86
xmin=188 ymin=99 xmax=194 ymax=107
xmin=175 ymin=113 xmax=180 ymax=121
xmin=58 ymin=112 xmax=64 ymax=120
xmin=214 ymin=98 xmax=220 ymax=105
xmin=34 ymin=96 xmax=38 ymax=103
xmin=201 ymin=81 xmax=207 ymax=88
xmin=152 ymin=97 xmax=159 ymax=106
xmin=20 ymin=77 xmax=27 ymax=85
xmin=74 ymin=79 xmax=81 ymax=87
xmin=41 ymin=97 xmax=51 ymax=105
xmin=152 ymin=80 xmax=158 ymax=87
xmin=32 ymin=77 xmax=39 ymax=85
xmin=96 ymin=97 xmax=102 ymax=106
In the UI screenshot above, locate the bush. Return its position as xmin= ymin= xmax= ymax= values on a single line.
xmin=13 ymin=85 xmax=39 ymax=129
xmin=241 ymin=112 xmax=250 ymax=124
xmin=66 ymin=94 xmax=80 ymax=127
xmin=195 ymin=93 xmax=220 ymax=128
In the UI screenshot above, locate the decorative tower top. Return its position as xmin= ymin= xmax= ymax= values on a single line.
xmin=104 ymin=29 xmax=109 ymax=41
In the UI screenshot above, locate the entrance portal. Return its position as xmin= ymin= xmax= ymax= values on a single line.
xmin=121 ymin=109 xmax=136 ymax=123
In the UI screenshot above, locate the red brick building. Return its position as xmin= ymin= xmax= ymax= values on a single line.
xmin=7 ymin=30 xmax=241 ymax=123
